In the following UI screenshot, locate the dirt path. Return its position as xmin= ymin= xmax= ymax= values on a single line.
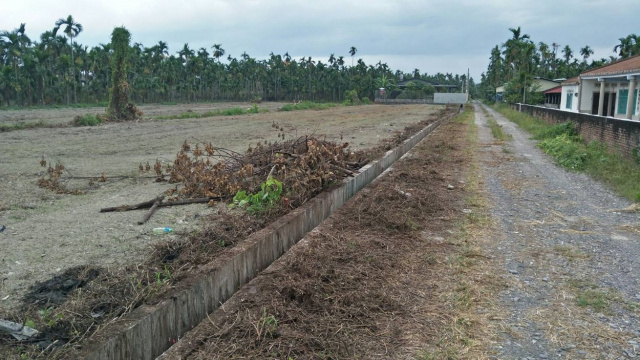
xmin=0 ymin=103 xmax=441 ymax=311
xmin=475 ymin=102 xmax=640 ymax=359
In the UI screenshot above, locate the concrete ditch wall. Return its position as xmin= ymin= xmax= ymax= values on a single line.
xmin=78 ymin=110 xmax=455 ymax=360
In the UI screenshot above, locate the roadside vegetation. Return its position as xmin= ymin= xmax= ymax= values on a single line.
xmin=494 ymin=103 xmax=640 ymax=202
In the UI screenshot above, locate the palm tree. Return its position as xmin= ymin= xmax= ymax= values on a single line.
xmin=211 ymin=44 xmax=225 ymax=62
xmin=562 ymin=45 xmax=573 ymax=64
xmin=0 ymin=24 xmax=31 ymax=105
xmin=614 ymin=34 xmax=640 ymax=58
xmin=580 ymin=45 xmax=594 ymax=62
xmin=349 ymin=46 xmax=357 ymax=67
xmin=502 ymin=27 xmax=531 ymax=80
xmin=54 ymin=15 xmax=82 ymax=104
xmin=349 ymin=46 xmax=357 ymax=89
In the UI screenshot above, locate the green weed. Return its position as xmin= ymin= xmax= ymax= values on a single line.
xmin=487 ymin=117 xmax=510 ymax=141
xmin=155 ymin=266 xmax=171 ymax=284
xmin=156 ymin=106 xmax=261 ymax=120
xmin=0 ymin=120 xmax=49 ymax=132
xmin=73 ymin=114 xmax=102 ymax=126
xmin=279 ymin=101 xmax=338 ymax=111
xmin=230 ymin=176 xmax=283 ymax=214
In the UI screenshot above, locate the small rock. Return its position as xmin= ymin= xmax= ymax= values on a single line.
xmin=542 ymin=277 xmax=549 ymax=282
xmin=447 ymin=184 xmax=455 ymax=190
xmin=509 ymin=269 xmax=519 ymax=275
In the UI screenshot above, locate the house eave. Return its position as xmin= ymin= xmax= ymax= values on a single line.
xmin=581 ymin=70 xmax=640 ymax=81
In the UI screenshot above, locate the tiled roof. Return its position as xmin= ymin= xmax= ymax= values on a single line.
xmin=581 ymin=55 xmax=640 ymax=77
xmin=561 ymin=76 xmax=580 ymax=85
xmin=544 ymin=86 xmax=562 ymax=94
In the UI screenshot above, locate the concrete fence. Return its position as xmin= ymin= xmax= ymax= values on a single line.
xmin=375 ymin=93 xmax=467 ymax=105
xmin=74 ymin=109 xmax=457 ymax=360
xmin=512 ymin=104 xmax=640 ymax=157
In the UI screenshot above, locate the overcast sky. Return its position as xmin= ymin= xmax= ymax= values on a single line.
xmin=2 ymin=0 xmax=637 ymax=81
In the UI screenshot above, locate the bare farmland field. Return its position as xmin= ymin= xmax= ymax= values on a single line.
xmin=0 ymin=103 xmax=443 ymax=310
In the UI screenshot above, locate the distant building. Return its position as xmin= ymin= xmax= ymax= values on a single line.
xmin=496 ymin=77 xmax=560 ymax=103
xmin=544 ymin=86 xmax=562 ymax=108
xmin=531 ymin=77 xmax=561 ymax=92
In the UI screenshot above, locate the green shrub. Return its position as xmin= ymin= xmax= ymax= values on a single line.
xmin=73 ymin=114 xmax=102 ymax=126
xmin=220 ymin=107 xmax=245 ymax=116
xmin=344 ymin=90 xmax=361 ymax=105
xmin=247 ymin=103 xmax=260 ymax=114
xmin=533 ymin=122 xmax=577 ymax=140
xmin=538 ymin=134 xmax=588 ymax=170
xmin=361 ymin=97 xmax=371 ymax=105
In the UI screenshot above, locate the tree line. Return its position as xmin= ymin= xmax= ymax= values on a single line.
xmin=475 ymin=27 xmax=640 ymax=103
xmin=0 ymin=16 xmax=469 ymax=107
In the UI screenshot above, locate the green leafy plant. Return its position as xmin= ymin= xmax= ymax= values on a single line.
xmin=343 ymin=89 xmax=361 ymax=105
xmin=24 ymin=319 xmax=36 ymax=329
xmin=73 ymin=114 xmax=102 ymax=126
xmin=231 ymin=176 xmax=283 ymax=214
xmin=155 ymin=266 xmax=171 ymax=284
xmin=248 ymin=103 xmax=260 ymax=114
xmin=253 ymin=307 xmax=278 ymax=340
xmin=538 ymin=134 xmax=588 ymax=170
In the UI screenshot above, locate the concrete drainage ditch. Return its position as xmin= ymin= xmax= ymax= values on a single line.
xmin=77 ymin=112 xmax=453 ymax=360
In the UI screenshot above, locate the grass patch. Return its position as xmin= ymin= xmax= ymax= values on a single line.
xmin=0 ymin=120 xmax=52 ymax=132
xmin=156 ymin=104 xmax=265 ymax=120
xmin=279 ymin=101 xmax=338 ymax=111
xmin=494 ymin=103 xmax=640 ymax=202
xmin=487 ymin=117 xmax=511 ymax=141
xmin=567 ymin=280 xmax=616 ymax=313
xmin=72 ymin=114 xmax=102 ymax=126
xmin=553 ymin=245 xmax=589 ymax=260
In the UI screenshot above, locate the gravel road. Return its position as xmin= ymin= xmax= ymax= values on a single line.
xmin=475 ymin=102 xmax=640 ymax=359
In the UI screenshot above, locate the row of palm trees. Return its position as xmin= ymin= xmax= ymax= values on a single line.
xmin=0 ymin=17 xmax=467 ymax=107
xmin=477 ymin=27 xmax=640 ymax=103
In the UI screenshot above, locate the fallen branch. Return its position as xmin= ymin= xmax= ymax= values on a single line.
xmin=329 ymin=164 xmax=355 ymax=176
xmin=157 ymin=197 xmax=227 ymax=207
xmin=138 ymin=196 xmax=164 ymax=225
xmin=100 ymin=197 xmax=161 ymax=213
xmin=100 ymin=196 xmax=228 ymax=213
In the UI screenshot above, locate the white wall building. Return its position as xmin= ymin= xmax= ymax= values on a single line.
xmin=560 ymin=76 xmax=580 ymax=113
xmin=578 ymin=55 xmax=640 ymax=120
